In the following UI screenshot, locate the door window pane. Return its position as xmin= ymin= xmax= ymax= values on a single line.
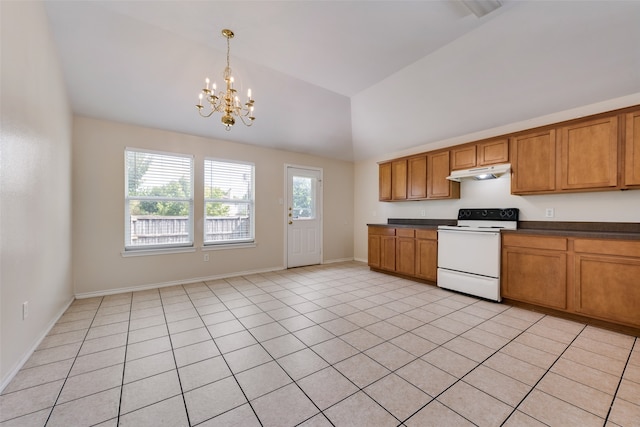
xmin=292 ymin=176 xmax=315 ymax=219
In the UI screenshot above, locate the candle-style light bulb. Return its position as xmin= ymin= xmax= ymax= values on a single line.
xmin=205 ymin=78 xmax=210 ymax=90
xmin=247 ymin=88 xmax=252 ymax=100
xmin=198 ymin=93 xmax=203 ymax=106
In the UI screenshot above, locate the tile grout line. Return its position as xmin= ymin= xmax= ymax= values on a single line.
xmin=157 ymin=285 xmax=193 ymax=427
xmin=187 ymin=280 xmax=266 ymax=427
xmin=396 ymin=301 xmax=540 ymax=426
xmin=115 ymin=292 xmax=135 ymax=425
xmin=214 ymin=275 xmax=334 ymax=427
xmin=43 ymin=297 xmax=107 ymax=426
xmin=604 ymin=336 xmax=638 ymax=424
xmin=495 ymin=320 xmax=589 ymax=426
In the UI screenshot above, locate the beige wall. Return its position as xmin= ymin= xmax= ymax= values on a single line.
xmin=353 ymin=96 xmax=640 ymax=262
xmin=72 ymin=117 xmax=354 ymax=296
xmin=0 ymin=1 xmax=74 ymax=387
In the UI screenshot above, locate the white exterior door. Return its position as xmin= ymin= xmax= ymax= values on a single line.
xmin=286 ymin=166 xmax=322 ymax=268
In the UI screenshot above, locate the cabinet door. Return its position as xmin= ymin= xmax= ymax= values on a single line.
xmin=510 ymin=130 xmax=557 ymax=194
xmin=575 ymin=254 xmax=640 ymax=327
xmin=407 ymin=156 xmax=427 ymax=199
xmin=625 ymin=110 xmax=640 ymax=186
xmin=501 ymin=246 xmax=567 ymax=309
xmin=391 ymin=159 xmax=407 ymax=200
xmin=427 ymin=151 xmax=459 ymax=199
xmin=380 ymin=236 xmax=396 ymax=271
xmin=451 ymin=145 xmax=476 ymax=170
xmin=396 ymin=237 xmax=416 ymax=276
xmin=478 ymin=138 xmax=509 ymax=166
xmin=368 ymin=234 xmax=381 ymax=268
xmin=560 ymin=116 xmax=618 ymax=190
xmin=415 ymin=237 xmax=437 ymax=282
xmin=379 ymin=162 xmax=392 ymax=201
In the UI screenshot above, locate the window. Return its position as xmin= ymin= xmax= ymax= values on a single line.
xmin=125 ymin=148 xmax=194 ymax=250
xmin=292 ymin=175 xmax=316 ymax=219
xmin=204 ymin=159 xmax=255 ymax=245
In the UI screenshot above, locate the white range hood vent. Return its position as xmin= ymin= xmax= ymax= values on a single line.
xmin=446 ymin=163 xmax=511 ymax=182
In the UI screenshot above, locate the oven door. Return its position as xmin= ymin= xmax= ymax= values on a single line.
xmin=437 ymin=229 xmax=501 ymax=278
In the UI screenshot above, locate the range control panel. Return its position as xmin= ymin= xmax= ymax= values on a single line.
xmin=457 ymin=208 xmax=519 ymax=221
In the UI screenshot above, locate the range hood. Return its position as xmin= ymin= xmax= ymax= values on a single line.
xmin=446 ymin=163 xmax=511 ymax=182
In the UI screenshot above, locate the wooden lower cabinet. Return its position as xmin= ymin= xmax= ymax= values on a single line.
xmin=415 ymin=229 xmax=437 ymax=281
xmin=368 ymin=226 xmax=395 ymax=270
xmin=380 ymin=235 xmax=396 ymax=271
xmin=368 ymin=226 xmax=437 ymax=283
xmin=574 ymin=239 xmax=640 ymax=327
xmin=396 ymin=229 xmax=415 ymax=276
xmin=502 ymin=233 xmax=640 ymax=329
xmin=502 ymin=243 xmax=567 ymax=310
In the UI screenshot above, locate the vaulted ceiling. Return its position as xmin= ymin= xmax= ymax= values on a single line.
xmin=44 ymin=1 xmax=640 ymax=162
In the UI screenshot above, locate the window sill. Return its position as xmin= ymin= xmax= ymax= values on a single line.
xmin=202 ymin=242 xmax=256 ymax=251
xmin=121 ymin=247 xmax=196 ymax=257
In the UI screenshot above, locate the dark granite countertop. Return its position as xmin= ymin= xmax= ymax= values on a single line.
xmin=367 ymin=219 xmax=640 ymax=240
xmin=366 ymin=218 xmax=456 ymax=229
xmin=506 ymin=221 xmax=640 ymax=240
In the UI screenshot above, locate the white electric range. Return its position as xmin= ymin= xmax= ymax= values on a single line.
xmin=437 ymin=208 xmax=519 ymax=302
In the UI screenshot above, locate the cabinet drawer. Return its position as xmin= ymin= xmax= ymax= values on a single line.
xmin=396 ymin=228 xmax=415 ymax=238
xmin=369 ymin=227 xmax=395 ymax=236
xmin=416 ymin=229 xmax=437 ymax=240
xmin=502 ymin=234 xmax=567 ymax=251
xmin=574 ymin=239 xmax=640 ymax=257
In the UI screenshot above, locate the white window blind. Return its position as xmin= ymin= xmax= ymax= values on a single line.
xmin=204 ymin=159 xmax=255 ymax=245
xmin=125 ymin=148 xmax=194 ymax=250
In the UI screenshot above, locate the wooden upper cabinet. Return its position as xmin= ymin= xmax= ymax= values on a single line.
xmin=477 ymin=138 xmax=509 ymax=166
xmin=391 ymin=159 xmax=407 ymax=200
xmin=407 ymin=155 xmax=427 ymax=199
xmin=427 ymin=151 xmax=460 ymax=199
xmin=451 ymin=138 xmax=509 ymax=171
xmin=510 ymin=129 xmax=557 ymax=194
xmin=451 ymin=145 xmax=477 ymax=170
xmin=625 ymin=110 xmax=640 ymax=186
xmin=378 ymin=162 xmax=392 ymax=201
xmin=559 ymin=116 xmax=618 ymax=190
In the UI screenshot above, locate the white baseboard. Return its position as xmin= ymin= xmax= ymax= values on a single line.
xmin=0 ymin=297 xmax=75 ymax=393
xmin=322 ymin=257 xmax=355 ymax=264
xmin=75 ymin=265 xmax=286 ymax=299
xmin=353 ymin=257 xmax=368 ymax=263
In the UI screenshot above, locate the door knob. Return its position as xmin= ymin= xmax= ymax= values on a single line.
xmin=288 ymin=220 xmax=293 ymax=225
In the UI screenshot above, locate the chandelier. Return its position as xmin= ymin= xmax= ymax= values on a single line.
xmin=196 ymin=29 xmax=255 ymax=130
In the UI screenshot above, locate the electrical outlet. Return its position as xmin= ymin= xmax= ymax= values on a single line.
xmin=22 ymin=301 xmax=29 ymax=320
xmin=203 ymin=253 xmax=210 ymax=262
xmin=545 ymin=208 xmax=555 ymax=218
xmin=420 ymin=209 xmax=426 ymax=217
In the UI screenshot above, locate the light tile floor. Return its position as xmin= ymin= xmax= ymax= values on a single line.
xmin=1 ymin=261 xmax=639 ymax=426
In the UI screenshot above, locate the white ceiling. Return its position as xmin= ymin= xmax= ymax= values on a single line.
xmin=43 ymin=0 xmax=510 ymax=162
xmin=43 ymin=1 xmax=639 ymax=162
